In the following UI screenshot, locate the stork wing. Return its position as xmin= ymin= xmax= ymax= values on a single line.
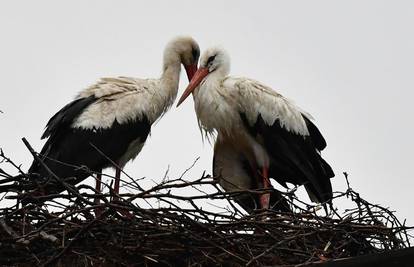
xmin=225 ymin=77 xmax=309 ymax=135
xmin=29 ymin=116 xmax=151 ymax=193
xmin=226 ymin=78 xmax=334 ymax=202
xmin=41 ymin=95 xmax=97 ymax=139
xmin=28 ymin=77 xmax=154 ymax=194
xmin=74 ymin=77 xmax=168 ymax=129
xmin=303 ymin=115 xmax=327 ymax=151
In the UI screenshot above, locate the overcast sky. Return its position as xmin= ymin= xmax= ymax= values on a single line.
xmin=1 ymin=1 xmax=413 ymax=225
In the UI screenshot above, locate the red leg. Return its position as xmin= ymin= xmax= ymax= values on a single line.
xmin=95 ymin=172 xmax=102 ymax=196
xmin=94 ymin=171 xmax=103 ymax=217
xmin=259 ymin=166 xmax=271 ymax=210
xmin=112 ymin=167 xmax=133 ymax=218
xmin=112 ymin=167 xmax=121 ymax=201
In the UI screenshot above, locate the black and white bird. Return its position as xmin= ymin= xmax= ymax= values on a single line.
xmin=177 ymin=46 xmax=334 ymax=211
xmin=28 ymin=36 xmax=200 ymax=204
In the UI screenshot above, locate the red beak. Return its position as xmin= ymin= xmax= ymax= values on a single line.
xmin=176 ymin=67 xmax=209 ymax=107
xmin=184 ymin=64 xmax=198 ymax=82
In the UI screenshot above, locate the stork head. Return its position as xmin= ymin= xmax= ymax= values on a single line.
xmin=176 ymin=46 xmax=230 ymax=107
xmin=164 ymin=36 xmax=200 ymax=81
xmin=199 ymin=46 xmax=230 ymax=75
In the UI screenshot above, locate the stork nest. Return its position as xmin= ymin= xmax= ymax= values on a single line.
xmin=0 ymin=140 xmax=412 ymax=267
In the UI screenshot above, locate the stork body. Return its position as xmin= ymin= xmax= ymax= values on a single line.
xmin=28 ymin=37 xmax=200 ymax=205
xmin=177 ymin=47 xmax=334 ymax=211
xmin=213 ymin=133 xmax=291 ymax=213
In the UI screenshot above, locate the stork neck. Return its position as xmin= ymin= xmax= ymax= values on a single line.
xmin=205 ymin=68 xmax=228 ymax=88
xmin=161 ymin=62 xmax=181 ymax=92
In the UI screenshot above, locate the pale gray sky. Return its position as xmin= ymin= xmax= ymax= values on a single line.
xmin=1 ymin=1 xmax=413 ymax=224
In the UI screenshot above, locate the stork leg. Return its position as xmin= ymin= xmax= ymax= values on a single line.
xmin=112 ymin=167 xmax=121 ymax=201
xmin=111 ymin=167 xmax=133 ymax=218
xmin=94 ymin=171 xmax=103 ymax=217
xmin=259 ymin=166 xmax=271 ymax=210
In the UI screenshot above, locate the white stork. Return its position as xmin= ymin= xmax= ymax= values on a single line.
xmin=177 ymin=46 xmax=334 ymax=211
xmin=28 ymin=36 xmax=200 ymax=206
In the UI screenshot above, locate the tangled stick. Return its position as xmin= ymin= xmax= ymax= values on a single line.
xmin=0 ymin=140 xmax=412 ymax=266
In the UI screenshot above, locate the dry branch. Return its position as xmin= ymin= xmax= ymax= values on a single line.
xmin=0 ymin=140 xmax=412 ymax=267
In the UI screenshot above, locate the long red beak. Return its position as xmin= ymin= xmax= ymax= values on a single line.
xmin=176 ymin=67 xmax=209 ymax=107
xmin=184 ymin=64 xmax=198 ymax=82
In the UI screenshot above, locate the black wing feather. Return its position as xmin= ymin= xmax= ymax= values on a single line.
xmin=240 ymin=113 xmax=334 ymax=203
xmin=28 ymin=96 xmax=151 ymax=196
xmin=41 ymin=95 xmax=97 ymax=139
xmin=302 ymin=115 xmax=327 ymax=151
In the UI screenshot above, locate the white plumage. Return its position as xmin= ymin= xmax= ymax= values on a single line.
xmin=73 ymin=77 xmax=174 ymax=130
xmin=193 ymin=76 xmax=311 ymax=137
xmin=28 ymin=36 xmax=200 ymax=213
xmin=177 ymin=46 xmax=334 ymax=211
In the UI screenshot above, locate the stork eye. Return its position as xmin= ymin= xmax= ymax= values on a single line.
xmin=206 ymin=55 xmax=216 ymax=65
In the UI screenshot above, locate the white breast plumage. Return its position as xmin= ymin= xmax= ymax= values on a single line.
xmin=193 ymin=79 xmax=241 ymax=137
